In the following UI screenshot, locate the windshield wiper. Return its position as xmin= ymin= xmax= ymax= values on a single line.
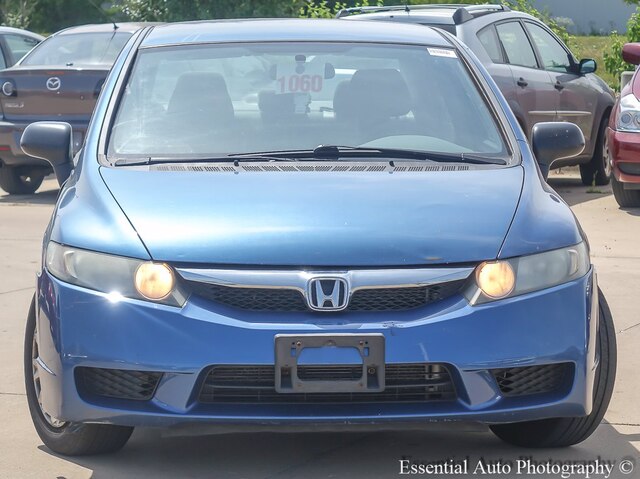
xmin=229 ymin=145 xmax=508 ymax=165
xmin=110 ymin=146 xmax=507 ymax=167
xmin=110 ymin=155 xmax=297 ymax=167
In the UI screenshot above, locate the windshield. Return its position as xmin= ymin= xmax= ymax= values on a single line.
xmin=22 ymin=32 xmax=131 ymax=66
xmin=108 ymin=42 xmax=508 ymax=160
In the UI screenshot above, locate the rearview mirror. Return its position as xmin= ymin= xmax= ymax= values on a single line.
xmin=623 ymin=43 xmax=640 ymax=66
xmin=532 ymin=122 xmax=585 ymax=178
xmin=21 ymin=121 xmax=73 ymax=186
xmin=579 ymin=58 xmax=597 ymax=74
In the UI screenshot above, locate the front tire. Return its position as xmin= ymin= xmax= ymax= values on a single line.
xmin=0 ymin=165 xmax=44 ymax=194
xmin=611 ymin=175 xmax=640 ymax=208
xmin=580 ymin=117 xmax=611 ymax=186
xmin=490 ymin=288 xmax=616 ymax=448
xmin=24 ymin=296 xmax=134 ymax=456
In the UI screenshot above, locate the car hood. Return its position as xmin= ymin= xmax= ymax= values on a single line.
xmin=100 ymin=165 xmax=523 ymax=266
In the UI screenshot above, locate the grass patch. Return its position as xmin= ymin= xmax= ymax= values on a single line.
xmin=571 ymin=35 xmax=621 ymax=90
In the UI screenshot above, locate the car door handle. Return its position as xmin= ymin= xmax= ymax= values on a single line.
xmin=517 ymin=78 xmax=528 ymax=88
xmin=554 ymin=81 xmax=564 ymax=91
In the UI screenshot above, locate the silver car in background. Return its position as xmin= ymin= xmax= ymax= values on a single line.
xmin=0 ymin=27 xmax=43 ymax=69
xmin=341 ymin=4 xmax=616 ymax=185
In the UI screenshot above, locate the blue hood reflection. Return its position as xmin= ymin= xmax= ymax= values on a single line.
xmin=100 ymin=166 xmax=523 ymax=266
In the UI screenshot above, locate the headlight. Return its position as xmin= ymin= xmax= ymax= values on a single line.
xmin=475 ymin=261 xmax=515 ymax=299
xmin=465 ymin=243 xmax=590 ymax=305
xmin=46 ymin=242 xmax=186 ymax=306
xmin=616 ymin=93 xmax=640 ymax=132
xmin=135 ymin=263 xmax=175 ymax=300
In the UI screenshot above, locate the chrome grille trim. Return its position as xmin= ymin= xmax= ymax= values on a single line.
xmin=176 ymin=267 xmax=474 ymax=295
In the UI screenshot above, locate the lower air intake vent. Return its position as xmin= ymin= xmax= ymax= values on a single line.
xmin=198 ymin=363 xmax=456 ymax=404
xmin=297 ymin=365 xmax=363 ymax=381
xmin=76 ymin=367 xmax=162 ymax=401
xmin=491 ymin=363 xmax=572 ymax=397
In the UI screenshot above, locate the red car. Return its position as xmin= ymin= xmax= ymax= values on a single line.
xmin=607 ymin=43 xmax=640 ymax=207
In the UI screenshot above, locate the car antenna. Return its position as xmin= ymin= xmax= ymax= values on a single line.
xmin=87 ymin=0 xmax=119 ymax=30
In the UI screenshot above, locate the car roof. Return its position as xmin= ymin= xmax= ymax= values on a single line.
xmin=0 ymin=26 xmax=44 ymax=40
xmin=141 ymin=18 xmax=452 ymax=48
xmin=341 ymin=4 xmax=532 ymax=27
xmin=55 ymin=22 xmax=156 ymax=36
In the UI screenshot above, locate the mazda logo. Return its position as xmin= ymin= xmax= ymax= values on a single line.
xmin=307 ymin=277 xmax=349 ymax=311
xmin=46 ymin=77 xmax=61 ymax=91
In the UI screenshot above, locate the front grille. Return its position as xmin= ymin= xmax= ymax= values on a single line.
xmin=491 ymin=363 xmax=572 ymax=397
xmin=188 ymin=283 xmax=308 ymax=311
xmin=187 ymin=280 xmax=464 ymax=312
xmin=198 ymin=363 xmax=456 ymax=404
xmin=76 ymin=367 xmax=162 ymax=401
xmin=348 ymin=281 xmax=464 ymax=311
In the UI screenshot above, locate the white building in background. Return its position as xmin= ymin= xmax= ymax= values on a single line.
xmin=531 ymin=0 xmax=636 ymax=34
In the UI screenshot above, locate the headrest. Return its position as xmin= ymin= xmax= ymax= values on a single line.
xmin=333 ymin=80 xmax=355 ymax=121
xmin=167 ymin=72 xmax=234 ymax=123
xmin=348 ymin=69 xmax=412 ymax=119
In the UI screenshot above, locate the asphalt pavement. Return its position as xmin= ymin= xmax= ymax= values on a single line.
xmin=0 ymin=172 xmax=638 ymax=479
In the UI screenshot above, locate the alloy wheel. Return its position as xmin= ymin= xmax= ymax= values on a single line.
xmin=603 ymin=133 xmax=612 ymax=178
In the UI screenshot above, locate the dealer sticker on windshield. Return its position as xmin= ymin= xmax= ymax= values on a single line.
xmin=427 ymin=48 xmax=458 ymax=59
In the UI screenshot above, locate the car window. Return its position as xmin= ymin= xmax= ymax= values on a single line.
xmin=4 ymin=34 xmax=39 ymax=63
xmin=108 ymin=42 xmax=508 ymax=160
xmin=21 ymin=32 xmax=130 ymax=66
xmin=0 ymin=47 xmax=6 ymax=69
xmin=495 ymin=22 xmax=537 ymax=69
xmin=477 ymin=25 xmax=503 ymax=63
xmin=525 ymin=22 xmax=571 ymax=73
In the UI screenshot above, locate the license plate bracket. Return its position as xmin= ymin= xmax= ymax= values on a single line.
xmin=274 ymin=334 xmax=385 ymax=393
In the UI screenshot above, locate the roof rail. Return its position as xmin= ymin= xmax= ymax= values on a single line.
xmin=336 ymin=4 xmax=511 ymax=24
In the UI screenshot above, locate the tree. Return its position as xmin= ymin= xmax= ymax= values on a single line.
xmin=1 ymin=0 xmax=572 ymax=35
xmin=604 ymin=7 xmax=640 ymax=88
xmin=117 ymin=0 xmax=300 ymax=22
xmin=0 ymin=0 xmax=37 ymax=28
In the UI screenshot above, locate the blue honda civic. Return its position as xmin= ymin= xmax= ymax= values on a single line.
xmin=21 ymin=18 xmax=616 ymax=455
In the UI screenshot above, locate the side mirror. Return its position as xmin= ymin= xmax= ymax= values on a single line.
xmin=21 ymin=121 xmax=73 ymax=186
xmin=622 ymin=43 xmax=640 ymax=66
xmin=532 ymin=122 xmax=585 ymax=178
xmin=579 ymin=58 xmax=597 ymax=74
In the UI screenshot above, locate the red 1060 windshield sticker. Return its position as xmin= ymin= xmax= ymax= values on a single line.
xmin=275 ymin=63 xmax=325 ymax=94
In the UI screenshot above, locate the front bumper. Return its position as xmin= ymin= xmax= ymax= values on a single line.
xmin=608 ymin=127 xmax=640 ymax=184
xmin=35 ymin=268 xmax=598 ymax=428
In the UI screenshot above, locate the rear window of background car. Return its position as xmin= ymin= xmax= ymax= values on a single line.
xmin=495 ymin=22 xmax=537 ymax=69
xmin=4 ymin=34 xmax=39 ymax=62
xmin=477 ymin=26 xmax=503 ymax=63
xmin=21 ymin=32 xmax=130 ymax=66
